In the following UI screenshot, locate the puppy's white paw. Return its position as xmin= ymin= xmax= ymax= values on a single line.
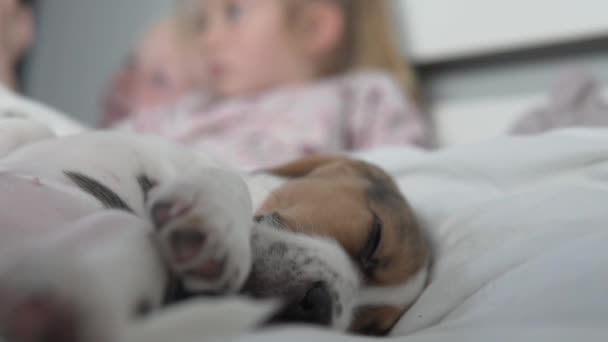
xmin=148 ymin=168 xmax=253 ymax=294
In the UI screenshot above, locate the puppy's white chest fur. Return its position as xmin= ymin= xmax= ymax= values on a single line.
xmin=245 ymin=172 xmax=284 ymax=210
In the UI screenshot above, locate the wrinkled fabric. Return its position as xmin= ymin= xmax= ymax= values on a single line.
xmin=510 ymin=68 xmax=608 ymax=135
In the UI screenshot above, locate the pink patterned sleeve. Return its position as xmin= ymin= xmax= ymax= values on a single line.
xmin=345 ymin=71 xmax=428 ymax=149
xmin=109 ymin=106 xmax=167 ymax=133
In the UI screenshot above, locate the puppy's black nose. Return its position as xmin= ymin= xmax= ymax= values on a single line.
xmin=265 ymin=282 xmax=333 ymax=327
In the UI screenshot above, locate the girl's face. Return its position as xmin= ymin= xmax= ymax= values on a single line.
xmin=196 ymin=0 xmax=318 ymax=97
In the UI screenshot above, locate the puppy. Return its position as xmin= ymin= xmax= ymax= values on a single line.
xmin=0 ymin=124 xmax=258 ymax=342
xmin=0 ymin=120 xmax=429 ymax=340
xmin=246 ymin=155 xmax=430 ymax=335
xmin=135 ymin=154 xmax=431 ymax=336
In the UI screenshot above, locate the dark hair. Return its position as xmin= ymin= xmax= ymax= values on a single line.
xmin=14 ymin=0 xmax=36 ymax=92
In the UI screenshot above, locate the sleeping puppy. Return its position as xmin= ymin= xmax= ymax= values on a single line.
xmin=141 ymin=155 xmax=431 ymax=337
xmin=0 ymin=122 xmax=257 ymax=342
xmin=246 ymin=156 xmax=430 ymax=335
xmin=0 ymin=120 xmax=429 ymax=340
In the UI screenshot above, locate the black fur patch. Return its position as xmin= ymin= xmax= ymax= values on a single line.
xmin=358 ymin=163 xmax=412 ymax=240
xmin=137 ymin=174 xmax=157 ymax=203
xmin=64 ymin=171 xmax=133 ymax=212
xmin=162 ymin=278 xmax=225 ymax=306
xmin=357 ymin=321 xmax=392 ymax=337
xmin=163 ymin=278 xmax=191 ymax=305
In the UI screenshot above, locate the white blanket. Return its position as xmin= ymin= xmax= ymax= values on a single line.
xmin=0 ymin=86 xmax=86 ymax=136
xmin=236 ymin=129 xmax=608 ymax=341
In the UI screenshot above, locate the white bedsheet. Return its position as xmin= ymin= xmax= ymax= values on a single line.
xmin=234 ymin=129 xmax=608 ymax=342
xmin=0 ymin=86 xmax=87 ymax=136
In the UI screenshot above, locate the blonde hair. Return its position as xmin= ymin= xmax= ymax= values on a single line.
xmin=291 ymin=0 xmax=421 ymax=105
xmin=174 ymin=1 xmax=202 ymax=41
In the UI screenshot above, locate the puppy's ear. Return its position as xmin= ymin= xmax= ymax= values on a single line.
xmin=262 ymin=155 xmax=350 ymax=178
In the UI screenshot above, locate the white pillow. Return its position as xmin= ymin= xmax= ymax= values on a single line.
xmin=0 ymin=86 xmax=87 ymax=136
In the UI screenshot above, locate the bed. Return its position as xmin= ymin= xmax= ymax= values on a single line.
xmin=232 ymin=128 xmax=608 ymax=342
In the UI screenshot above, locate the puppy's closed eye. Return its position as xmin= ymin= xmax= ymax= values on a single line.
xmin=254 ymin=212 xmax=288 ymax=228
xmin=359 ymin=212 xmax=382 ymax=276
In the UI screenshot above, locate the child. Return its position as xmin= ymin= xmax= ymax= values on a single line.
xmin=117 ymin=0 xmax=428 ymax=170
xmin=100 ymin=17 xmax=209 ymax=127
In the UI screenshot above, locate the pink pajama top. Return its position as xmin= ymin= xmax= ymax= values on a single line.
xmin=116 ymin=70 xmax=428 ymax=170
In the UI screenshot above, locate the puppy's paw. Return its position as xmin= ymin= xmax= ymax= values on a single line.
xmin=148 ymin=168 xmax=253 ymax=294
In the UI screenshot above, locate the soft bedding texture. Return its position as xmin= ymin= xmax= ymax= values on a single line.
xmin=232 ymin=129 xmax=608 ymax=342
xmin=0 ymin=86 xmax=86 ymax=136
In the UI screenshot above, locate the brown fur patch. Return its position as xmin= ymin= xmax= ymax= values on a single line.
xmin=351 ymin=305 xmax=407 ymax=336
xmin=260 ymin=155 xmax=429 ymax=333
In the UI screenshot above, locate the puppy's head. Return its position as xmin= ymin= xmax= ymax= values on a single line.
xmin=247 ymin=156 xmax=429 ymax=335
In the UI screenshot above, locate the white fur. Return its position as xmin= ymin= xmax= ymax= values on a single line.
xmin=357 ymin=262 xmax=429 ymax=307
xmin=0 ymin=122 xmax=258 ymax=340
xmin=0 ymin=211 xmax=166 ymax=342
xmin=123 ymin=298 xmax=278 ymax=342
xmin=149 ymin=168 xmax=253 ymax=293
xmin=249 ymin=223 xmax=361 ymax=330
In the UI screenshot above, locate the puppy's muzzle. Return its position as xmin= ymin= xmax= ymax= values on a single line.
xmin=262 ymin=281 xmax=333 ymax=327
